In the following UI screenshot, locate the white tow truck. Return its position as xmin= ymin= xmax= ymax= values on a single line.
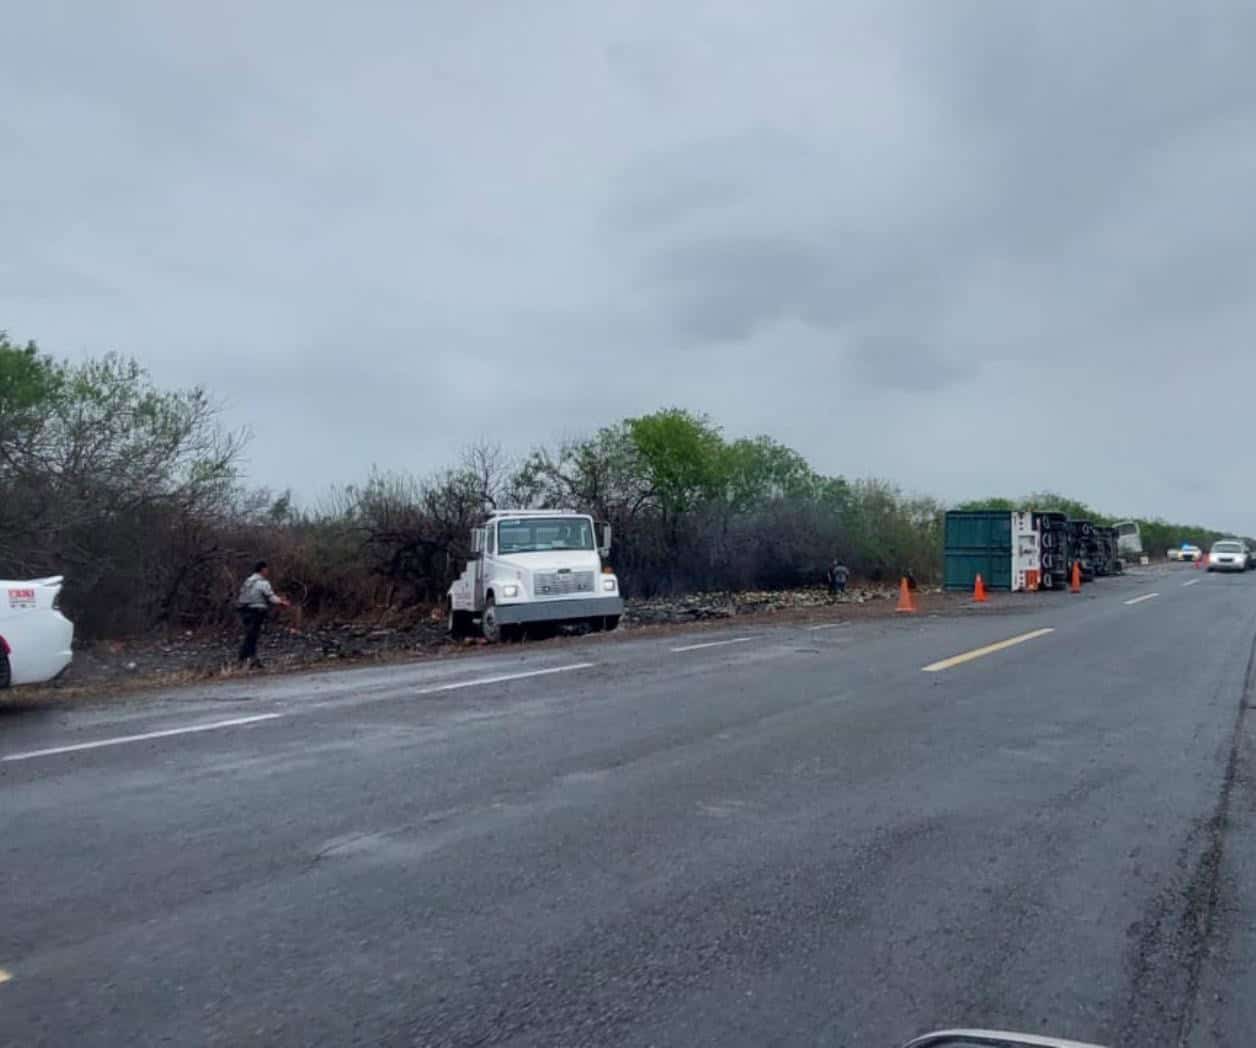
xmin=447 ymin=510 xmax=624 ymax=642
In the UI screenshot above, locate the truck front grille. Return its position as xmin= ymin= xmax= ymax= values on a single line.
xmin=533 ymin=570 xmax=595 ymax=597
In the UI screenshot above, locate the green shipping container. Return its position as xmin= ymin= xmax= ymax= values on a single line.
xmin=944 ymin=511 xmax=1013 ymax=591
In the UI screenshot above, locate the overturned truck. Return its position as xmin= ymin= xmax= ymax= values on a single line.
xmin=944 ymin=510 xmax=1125 ymax=592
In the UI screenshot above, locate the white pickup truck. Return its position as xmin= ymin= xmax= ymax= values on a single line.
xmin=447 ymin=511 xmax=624 ymax=641
xmin=1 ymin=576 xmax=74 ymax=688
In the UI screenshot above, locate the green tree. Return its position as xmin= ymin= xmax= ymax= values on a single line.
xmin=626 ymin=408 xmax=727 ymax=520
xmin=721 ymin=436 xmax=817 ymax=512
xmin=0 ymin=336 xmax=246 ymax=633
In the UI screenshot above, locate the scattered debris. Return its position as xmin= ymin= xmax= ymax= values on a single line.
xmin=30 ymin=584 xmax=961 ymax=695
xmin=624 ymin=585 xmax=898 ymax=625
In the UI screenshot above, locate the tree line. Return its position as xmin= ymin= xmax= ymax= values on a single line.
xmin=0 ymin=333 xmax=1240 ymax=638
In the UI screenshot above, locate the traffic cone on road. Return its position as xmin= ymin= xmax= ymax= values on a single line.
xmin=896 ymin=576 xmax=917 ymax=614
xmin=973 ymin=574 xmax=988 ymax=603
xmin=1070 ymin=560 xmax=1082 ymax=594
xmin=1198 ymin=553 xmax=1207 ymax=570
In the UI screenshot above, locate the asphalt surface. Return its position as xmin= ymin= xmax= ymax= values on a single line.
xmin=3 ymin=565 xmax=1255 ymax=1047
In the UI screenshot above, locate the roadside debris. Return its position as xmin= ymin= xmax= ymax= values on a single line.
xmin=24 ymin=585 xmax=908 ymax=693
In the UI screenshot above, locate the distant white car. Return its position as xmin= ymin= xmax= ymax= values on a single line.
xmin=1208 ymin=541 xmax=1250 ymax=573
xmin=0 ymin=577 xmax=74 ymax=688
xmin=1171 ymin=544 xmax=1202 ymax=563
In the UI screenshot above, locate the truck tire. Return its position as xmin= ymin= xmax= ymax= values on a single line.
xmin=448 ymin=605 xmax=472 ymax=639
xmin=481 ymin=596 xmax=502 ymax=643
xmin=0 ymin=653 xmax=9 ymax=690
xmin=1041 ymin=573 xmax=1054 ymax=591
xmin=604 ymin=615 xmax=621 ymax=632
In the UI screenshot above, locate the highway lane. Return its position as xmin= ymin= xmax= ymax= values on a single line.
xmin=2 ymin=567 xmax=1254 ymax=1046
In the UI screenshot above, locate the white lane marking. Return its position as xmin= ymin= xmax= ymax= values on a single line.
xmin=0 ymin=968 xmax=11 ymax=985
xmin=1124 ymin=593 xmax=1160 ymax=606
xmin=922 ymin=628 xmax=1055 ymax=673
xmin=1 ymin=714 xmax=283 ymax=763
xmin=1183 ymin=578 xmax=1202 ymax=588
xmin=416 ymin=662 xmax=596 ymax=695
xmin=670 ymin=637 xmax=755 ymax=653
xmin=805 ymin=622 xmax=846 ymax=632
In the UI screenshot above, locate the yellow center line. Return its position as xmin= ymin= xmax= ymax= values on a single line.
xmin=922 ymin=628 xmax=1056 ymax=673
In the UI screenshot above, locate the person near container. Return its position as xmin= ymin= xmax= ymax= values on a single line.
xmin=236 ymin=561 xmax=290 ymax=668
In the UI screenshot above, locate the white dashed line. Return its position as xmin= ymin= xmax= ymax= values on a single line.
xmin=805 ymin=623 xmax=846 ymax=632
xmin=1183 ymin=578 xmax=1202 ymax=588
xmin=1 ymin=714 xmax=284 ymax=763
xmin=670 ymin=637 xmax=756 ymax=653
xmin=417 ymin=662 xmax=596 ymax=695
xmin=1124 ymin=593 xmax=1160 ymax=606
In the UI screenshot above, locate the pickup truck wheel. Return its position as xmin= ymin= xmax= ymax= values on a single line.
xmin=587 ymin=617 xmax=605 ymax=633
xmin=604 ymin=615 xmax=621 ymax=632
xmin=0 ymin=653 xmax=10 ymax=690
xmin=481 ymin=597 xmax=502 ymax=643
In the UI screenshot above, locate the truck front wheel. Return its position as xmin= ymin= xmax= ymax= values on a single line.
xmin=481 ymin=597 xmax=502 ymax=643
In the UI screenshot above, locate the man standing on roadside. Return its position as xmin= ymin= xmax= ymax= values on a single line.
xmin=236 ymin=561 xmax=290 ymax=668
xmin=827 ymin=558 xmax=849 ymax=597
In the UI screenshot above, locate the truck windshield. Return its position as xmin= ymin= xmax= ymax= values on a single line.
xmin=497 ymin=518 xmax=595 ymax=554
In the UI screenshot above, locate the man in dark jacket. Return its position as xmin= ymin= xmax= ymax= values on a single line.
xmin=236 ymin=561 xmax=289 ymax=667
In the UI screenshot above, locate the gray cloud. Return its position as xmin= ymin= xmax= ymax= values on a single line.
xmin=3 ymin=0 xmax=1255 ymax=532
xmin=847 ymin=338 xmax=975 ymax=394
xmin=642 ymin=234 xmax=831 ymax=342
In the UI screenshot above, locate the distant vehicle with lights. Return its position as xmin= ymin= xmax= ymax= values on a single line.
xmin=1168 ymin=543 xmax=1202 ymax=562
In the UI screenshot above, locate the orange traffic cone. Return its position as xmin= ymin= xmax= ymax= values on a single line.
xmin=973 ymin=574 xmax=988 ymax=603
xmin=896 ymin=576 xmax=917 ymax=613
xmin=1070 ymin=560 xmax=1082 ymax=593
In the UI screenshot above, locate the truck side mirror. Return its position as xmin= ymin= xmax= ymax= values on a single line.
xmin=597 ymin=521 xmax=612 ymax=556
xmin=469 ymin=528 xmax=485 ymax=559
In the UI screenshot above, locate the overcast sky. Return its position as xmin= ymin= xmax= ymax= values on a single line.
xmin=3 ymin=1 xmax=1254 ymax=531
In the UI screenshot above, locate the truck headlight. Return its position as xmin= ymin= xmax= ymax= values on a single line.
xmin=602 ymin=578 xmax=617 ymax=592
xmin=502 ymin=584 xmax=519 ymax=598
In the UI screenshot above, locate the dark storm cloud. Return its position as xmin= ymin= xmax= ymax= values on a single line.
xmin=3 ymin=0 xmax=1255 ymax=531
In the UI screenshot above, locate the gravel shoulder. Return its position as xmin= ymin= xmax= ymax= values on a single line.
xmin=3 ymin=583 xmax=1038 ymax=707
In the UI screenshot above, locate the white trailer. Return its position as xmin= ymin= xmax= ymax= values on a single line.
xmin=1113 ymin=520 xmax=1144 ymax=559
xmin=447 ymin=510 xmax=624 ymax=642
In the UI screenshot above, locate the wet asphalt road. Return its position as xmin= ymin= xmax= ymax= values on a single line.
xmin=2 ymin=565 xmax=1255 ymax=1047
